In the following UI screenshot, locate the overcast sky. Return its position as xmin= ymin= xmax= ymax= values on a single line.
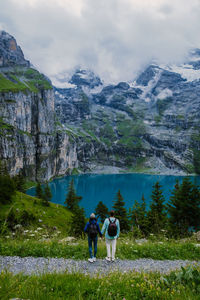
xmin=1 ymin=0 xmax=200 ymax=84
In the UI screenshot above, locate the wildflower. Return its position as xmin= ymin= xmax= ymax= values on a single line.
xmin=29 ymin=234 xmax=35 ymax=237
xmin=14 ymin=224 xmax=22 ymax=229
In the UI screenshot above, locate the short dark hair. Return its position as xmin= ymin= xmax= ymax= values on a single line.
xmin=110 ymin=210 xmax=115 ymax=217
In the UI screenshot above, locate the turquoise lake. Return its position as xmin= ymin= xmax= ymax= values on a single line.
xmin=27 ymin=173 xmax=200 ymax=217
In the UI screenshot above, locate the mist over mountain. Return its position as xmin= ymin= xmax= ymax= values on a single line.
xmin=0 ymin=31 xmax=200 ymax=178
xmin=54 ymin=49 xmax=200 ymax=175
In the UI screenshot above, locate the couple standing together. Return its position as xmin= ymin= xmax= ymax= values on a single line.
xmin=84 ymin=210 xmax=120 ymax=263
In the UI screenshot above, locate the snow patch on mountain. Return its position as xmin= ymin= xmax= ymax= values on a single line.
xmin=163 ymin=64 xmax=200 ymax=82
xmin=157 ymin=88 xmax=173 ymax=100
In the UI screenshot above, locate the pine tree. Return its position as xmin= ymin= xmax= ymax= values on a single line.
xmin=13 ymin=170 xmax=25 ymax=193
xmin=0 ymin=160 xmax=16 ymax=205
xmin=70 ymin=206 xmax=86 ymax=237
xmin=43 ymin=183 xmax=52 ymax=206
xmin=168 ymin=178 xmax=200 ymax=236
xmin=0 ymin=174 xmax=16 ymax=204
xmin=0 ymin=160 xmax=9 ymax=176
xmin=95 ymin=201 xmax=109 ymax=223
xmin=131 ymin=194 xmax=148 ymax=236
xmin=113 ymin=190 xmax=129 ymax=232
xmin=36 ymin=182 xmax=44 ymax=199
xmin=148 ymin=181 xmax=167 ymax=234
xmin=65 ymin=179 xmax=82 ymax=212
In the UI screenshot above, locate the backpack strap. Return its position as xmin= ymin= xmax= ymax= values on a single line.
xmin=109 ymin=217 xmax=116 ymax=224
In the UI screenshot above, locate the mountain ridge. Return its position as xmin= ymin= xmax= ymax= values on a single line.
xmin=54 ymin=55 xmax=200 ymax=175
xmin=0 ymin=31 xmax=200 ymax=178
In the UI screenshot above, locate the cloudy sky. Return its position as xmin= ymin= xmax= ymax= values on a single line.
xmin=1 ymin=0 xmax=200 ymax=84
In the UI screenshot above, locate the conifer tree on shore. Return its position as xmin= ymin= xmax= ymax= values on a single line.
xmin=43 ymin=183 xmax=52 ymax=206
xmin=131 ymin=194 xmax=148 ymax=236
xmin=148 ymin=182 xmax=167 ymax=234
xmin=65 ymin=179 xmax=82 ymax=212
xmin=95 ymin=201 xmax=109 ymax=223
xmin=0 ymin=161 xmax=15 ymax=204
xmin=36 ymin=182 xmax=44 ymax=200
xmin=70 ymin=206 xmax=86 ymax=237
xmin=168 ymin=178 xmax=200 ymax=236
xmin=113 ymin=190 xmax=129 ymax=232
xmin=13 ymin=170 xmax=25 ymax=193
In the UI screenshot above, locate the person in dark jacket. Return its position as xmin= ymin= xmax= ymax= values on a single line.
xmin=84 ymin=213 xmax=102 ymax=263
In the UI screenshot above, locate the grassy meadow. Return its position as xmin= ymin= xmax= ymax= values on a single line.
xmin=0 ymin=266 xmax=200 ymax=300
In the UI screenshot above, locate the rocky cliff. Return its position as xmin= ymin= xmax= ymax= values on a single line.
xmin=0 ymin=31 xmax=77 ymax=180
xmin=55 ymin=56 xmax=200 ymax=175
xmin=1 ymin=31 xmax=200 ymax=178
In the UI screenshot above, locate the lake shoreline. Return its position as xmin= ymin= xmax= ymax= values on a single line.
xmin=73 ymin=164 xmax=196 ymax=177
xmin=27 ymin=172 xmax=200 ymax=217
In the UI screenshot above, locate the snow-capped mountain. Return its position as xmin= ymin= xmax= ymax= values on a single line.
xmin=54 ymin=50 xmax=200 ymax=175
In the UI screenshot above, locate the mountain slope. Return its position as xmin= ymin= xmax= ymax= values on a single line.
xmin=0 ymin=31 xmax=78 ymax=180
xmin=54 ymin=56 xmax=200 ymax=174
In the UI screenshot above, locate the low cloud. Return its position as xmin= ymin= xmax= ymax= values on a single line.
xmin=0 ymin=0 xmax=200 ymax=83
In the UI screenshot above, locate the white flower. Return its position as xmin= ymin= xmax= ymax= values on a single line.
xmin=14 ymin=224 xmax=22 ymax=229
xmin=29 ymin=234 xmax=35 ymax=237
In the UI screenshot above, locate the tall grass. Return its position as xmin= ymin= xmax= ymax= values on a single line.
xmin=0 ymin=237 xmax=199 ymax=260
xmin=0 ymin=267 xmax=200 ymax=300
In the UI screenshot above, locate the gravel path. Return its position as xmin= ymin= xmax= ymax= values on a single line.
xmin=0 ymin=256 xmax=199 ymax=275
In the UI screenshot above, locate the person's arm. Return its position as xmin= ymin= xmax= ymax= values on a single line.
xmin=97 ymin=223 xmax=102 ymax=237
xmin=84 ymin=222 xmax=89 ymax=233
xmin=116 ymin=219 xmax=120 ymax=238
xmin=101 ymin=219 xmax=107 ymax=235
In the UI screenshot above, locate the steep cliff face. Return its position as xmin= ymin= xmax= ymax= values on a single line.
xmin=0 ymin=31 xmax=78 ymax=180
xmin=1 ymin=30 xmax=200 ymax=178
xmin=55 ymin=60 xmax=200 ymax=174
xmin=0 ymin=30 xmax=30 ymax=67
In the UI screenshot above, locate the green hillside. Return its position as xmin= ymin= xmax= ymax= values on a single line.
xmin=0 ymin=67 xmax=52 ymax=93
xmin=0 ymin=191 xmax=72 ymax=237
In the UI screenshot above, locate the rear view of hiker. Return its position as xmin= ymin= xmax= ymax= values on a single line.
xmin=84 ymin=213 xmax=102 ymax=263
xmin=101 ymin=210 xmax=120 ymax=262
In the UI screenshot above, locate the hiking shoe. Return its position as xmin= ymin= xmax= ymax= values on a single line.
xmin=88 ymin=258 xmax=94 ymax=263
xmin=112 ymin=258 xmax=115 ymax=262
xmin=93 ymin=257 xmax=96 ymax=262
xmin=105 ymin=257 xmax=111 ymax=262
